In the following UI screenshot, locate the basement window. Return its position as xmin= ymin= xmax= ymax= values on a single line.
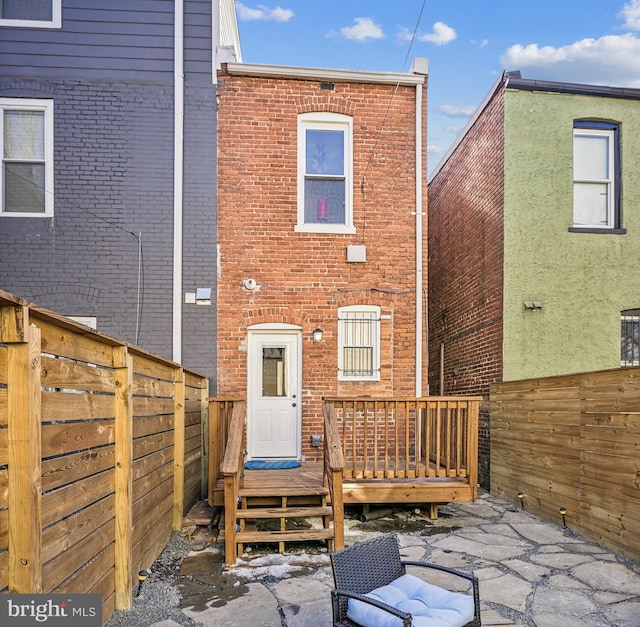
xmin=338 ymin=306 xmax=380 ymax=380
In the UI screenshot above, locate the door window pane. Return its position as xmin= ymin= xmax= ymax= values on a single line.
xmin=262 ymin=347 xmax=287 ymax=397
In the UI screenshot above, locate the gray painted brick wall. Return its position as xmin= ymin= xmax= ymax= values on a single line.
xmin=0 ymin=0 xmax=219 ymax=384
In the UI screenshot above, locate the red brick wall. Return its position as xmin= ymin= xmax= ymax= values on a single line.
xmin=217 ymin=68 xmax=428 ymax=461
xmin=427 ymin=86 xmax=504 ymax=487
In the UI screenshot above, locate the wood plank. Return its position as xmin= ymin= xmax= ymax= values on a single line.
xmin=132 ymin=375 xmax=174 ymax=398
xmin=132 ymin=396 xmax=175 ymax=417
xmin=8 ymin=327 xmax=42 ymax=593
xmin=42 ymin=519 xmax=115 ymax=592
xmin=114 ymin=350 xmax=133 ymax=610
xmin=42 ymin=495 xmax=115 ymax=564
xmin=133 ymin=448 xmax=174 ymax=482
xmin=236 ymin=506 xmax=332 ymax=519
xmin=133 ymin=431 xmax=173 ymax=460
xmin=131 ymin=353 xmax=175 ymax=381
xmin=133 ymin=460 xmax=173 ymax=502
xmin=41 ymin=421 xmax=115 ymax=458
xmin=0 ymin=304 xmax=27 ymax=343
xmin=42 ymin=389 xmax=114 ymax=422
xmin=41 ymin=355 xmax=114 ymax=393
xmin=235 ymin=529 xmax=334 ymax=543
xmin=132 ymin=493 xmax=172 ymax=547
xmin=53 ymin=543 xmax=114 ymax=596
xmin=36 ymin=318 xmax=114 ymax=367
xmin=0 ymin=346 xmax=6 ymax=386
xmin=0 ymin=387 xmax=7 ymax=424
xmin=42 ymin=469 xmax=115 ymax=528
xmin=132 ymin=414 xmax=174 ymax=439
xmin=173 ymin=368 xmax=186 ymax=530
xmin=41 ymin=445 xmax=115 ymax=491
xmin=133 ymin=477 xmax=173 ymax=526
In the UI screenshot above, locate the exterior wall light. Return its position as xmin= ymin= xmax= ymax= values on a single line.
xmin=312 ymin=327 xmax=323 ymax=342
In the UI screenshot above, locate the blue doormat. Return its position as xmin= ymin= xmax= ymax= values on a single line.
xmin=244 ymin=460 xmax=301 ymax=470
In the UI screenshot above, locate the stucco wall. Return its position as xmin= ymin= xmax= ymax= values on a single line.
xmin=503 ymin=89 xmax=640 ymax=380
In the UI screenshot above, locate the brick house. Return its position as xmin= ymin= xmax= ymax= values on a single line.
xmin=428 ymin=72 xmax=640 ymax=486
xmin=216 ymin=60 xmax=429 ymax=462
xmin=0 ymin=0 xmax=240 ymax=382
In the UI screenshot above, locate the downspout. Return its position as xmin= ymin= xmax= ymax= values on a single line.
xmin=173 ymin=0 xmax=184 ymax=363
xmin=414 ymin=79 xmax=424 ymax=397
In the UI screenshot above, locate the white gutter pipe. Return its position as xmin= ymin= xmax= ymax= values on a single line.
xmin=173 ymin=0 xmax=184 ymax=363
xmin=414 ymin=75 xmax=425 ymax=397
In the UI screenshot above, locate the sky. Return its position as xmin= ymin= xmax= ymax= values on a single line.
xmin=234 ymin=0 xmax=640 ymax=174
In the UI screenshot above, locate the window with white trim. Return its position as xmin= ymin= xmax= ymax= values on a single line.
xmin=1 ymin=98 xmax=54 ymax=217
xmin=296 ymin=112 xmax=354 ymax=234
xmin=338 ymin=306 xmax=380 ymax=380
xmin=572 ymin=121 xmax=620 ymax=230
xmin=0 ymin=0 xmax=61 ymax=28
xmin=621 ymin=309 xmax=640 ymax=367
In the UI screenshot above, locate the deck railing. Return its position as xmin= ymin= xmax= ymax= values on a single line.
xmin=219 ymin=400 xmax=246 ymax=565
xmin=208 ymin=398 xmax=242 ymax=496
xmin=322 ymin=402 xmax=345 ymax=551
xmin=324 ymin=397 xmax=480 ymax=485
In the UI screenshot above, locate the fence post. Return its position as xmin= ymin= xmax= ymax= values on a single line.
xmin=200 ymin=381 xmax=209 ymax=499
xmin=7 ymin=319 xmax=42 ymax=593
xmin=113 ymin=348 xmax=133 ymax=610
xmin=208 ymin=400 xmax=220 ymax=506
xmin=173 ymin=368 xmax=186 ymax=530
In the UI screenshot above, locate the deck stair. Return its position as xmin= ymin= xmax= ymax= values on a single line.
xmin=221 ymin=482 xmax=335 ymax=558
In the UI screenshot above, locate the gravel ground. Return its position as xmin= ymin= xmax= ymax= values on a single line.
xmin=107 ymin=532 xmax=200 ymax=627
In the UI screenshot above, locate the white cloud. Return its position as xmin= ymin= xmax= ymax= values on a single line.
xmin=620 ymin=0 xmax=640 ymax=30
xmin=438 ymin=105 xmax=476 ymax=117
xmin=445 ymin=124 xmax=464 ymax=134
xmin=427 ymin=144 xmax=446 ymax=156
xmin=501 ymin=33 xmax=640 ymax=87
xmin=418 ymin=22 xmax=457 ymax=46
xmin=237 ymin=3 xmax=293 ymax=22
xmin=334 ymin=17 xmax=385 ymax=42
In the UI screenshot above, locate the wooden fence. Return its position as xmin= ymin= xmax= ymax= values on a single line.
xmin=491 ymin=367 xmax=640 ymax=561
xmin=0 ymin=290 xmax=208 ymax=624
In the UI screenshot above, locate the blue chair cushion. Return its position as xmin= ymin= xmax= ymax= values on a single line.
xmin=347 ymin=573 xmax=475 ymax=627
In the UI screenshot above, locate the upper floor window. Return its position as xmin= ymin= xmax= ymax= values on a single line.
xmin=621 ymin=309 xmax=640 ymax=367
xmin=0 ymin=0 xmax=61 ymax=28
xmin=338 ymin=306 xmax=380 ymax=381
xmin=296 ymin=112 xmax=354 ymax=234
xmin=1 ymin=98 xmax=54 ymax=217
xmin=572 ymin=121 xmax=622 ymax=232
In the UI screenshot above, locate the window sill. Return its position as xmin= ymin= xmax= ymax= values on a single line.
xmin=568 ymin=227 xmax=626 ymax=235
xmin=1 ymin=212 xmax=53 ymax=218
xmin=295 ymin=224 xmax=356 ymax=235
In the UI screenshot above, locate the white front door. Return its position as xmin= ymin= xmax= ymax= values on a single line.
xmin=247 ymin=329 xmax=301 ymax=459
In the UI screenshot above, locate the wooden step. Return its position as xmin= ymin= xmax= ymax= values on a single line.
xmin=236 ymin=506 xmax=332 ymax=519
xmin=239 ymin=486 xmax=329 ymax=498
xmin=235 ymin=528 xmax=334 ymax=543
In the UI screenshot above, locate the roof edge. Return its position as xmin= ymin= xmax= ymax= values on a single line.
xmin=222 ymin=62 xmax=427 ymax=86
xmin=429 ymin=72 xmax=506 ymax=182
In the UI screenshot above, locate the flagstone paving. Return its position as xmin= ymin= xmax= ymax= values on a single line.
xmin=107 ymin=492 xmax=640 ymax=626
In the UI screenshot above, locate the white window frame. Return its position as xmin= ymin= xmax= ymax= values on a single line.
xmin=0 ymin=98 xmax=54 ymax=217
xmin=295 ymin=112 xmax=355 ymax=234
xmin=572 ymin=126 xmax=616 ymax=229
xmin=338 ymin=305 xmax=381 ymax=381
xmin=0 ymin=0 xmax=61 ymax=28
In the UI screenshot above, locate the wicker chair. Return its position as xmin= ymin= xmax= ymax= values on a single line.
xmin=330 ymin=534 xmax=481 ymax=627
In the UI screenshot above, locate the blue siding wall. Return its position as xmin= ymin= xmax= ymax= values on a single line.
xmin=0 ymin=0 xmax=218 ymax=384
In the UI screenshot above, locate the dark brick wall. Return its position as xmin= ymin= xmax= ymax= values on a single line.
xmin=427 ymin=86 xmax=505 ymax=488
xmin=0 ymin=77 xmax=218 ymax=382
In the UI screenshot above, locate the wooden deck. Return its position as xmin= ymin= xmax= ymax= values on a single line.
xmin=209 ymin=397 xmax=480 ymax=565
